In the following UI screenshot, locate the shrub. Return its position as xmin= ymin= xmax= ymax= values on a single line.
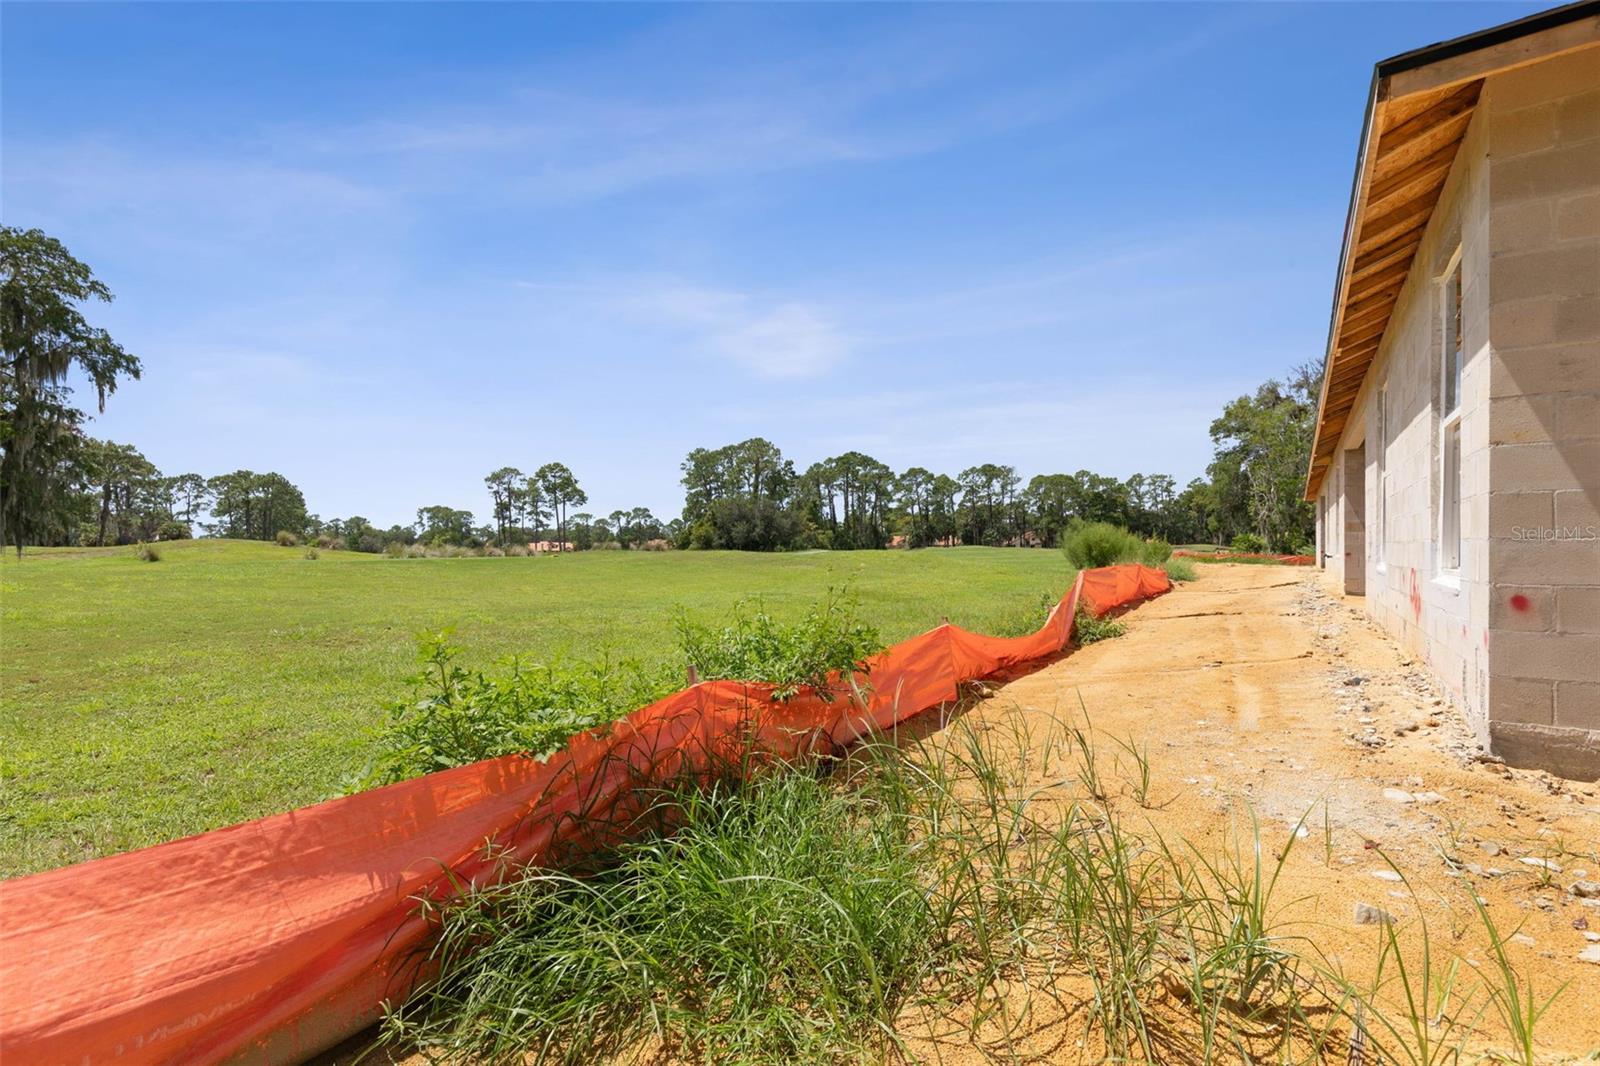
xmin=274 ymin=530 xmax=299 ymax=547
xmin=1140 ymin=537 xmax=1172 ymax=565
xmin=674 ymin=589 xmax=884 ymax=701
xmin=156 ymin=520 xmax=191 ymax=541
xmin=358 ymin=631 xmax=678 ymax=788
xmin=1231 ymin=532 xmax=1268 ymax=554
xmin=133 ymin=542 xmax=161 ymax=563
xmin=640 ymin=538 xmax=671 ymax=552
xmin=1164 ymin=555 xmax=1198 ymax=582
xmin=1074 ymin=605 xmax=1126 ymax=644
xmin=483 ymin=546 xmax=505 ymax=558
xmin=1061 ymin=520 xmax=1144 ymax=569
xmin=303 ymin=547 xmax=320 ymax=560
xmin=383 ymin=541 xmax=406 ymax=558
xmin=505 ymin=543 xmax=531 ymax=558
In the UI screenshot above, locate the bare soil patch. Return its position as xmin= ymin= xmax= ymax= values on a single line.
xmin=901 ymin=563 xmax=1598 ymax=1062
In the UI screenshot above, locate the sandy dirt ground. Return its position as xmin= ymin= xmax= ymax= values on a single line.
xmin=898 ymin=562 xmax=1599 ymax=1063
xmin=325 ymin=563 xmax=1599 ymax=1064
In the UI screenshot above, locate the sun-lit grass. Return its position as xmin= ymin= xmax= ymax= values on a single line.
xmin=383 ymin=708 xmax=1561 ymax=1065
xmin=0 ymin=539 xmax=1071 ymax=877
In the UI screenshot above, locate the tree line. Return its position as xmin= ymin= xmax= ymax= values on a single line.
xmin=3 ymin=226 xmax=1318 ymax=556
xmin=674 ymin=387 xmax=1320 ymax=555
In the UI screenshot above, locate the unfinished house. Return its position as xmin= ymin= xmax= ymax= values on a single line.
xmin=1308 ymin=2 xmax=1600 ymax=778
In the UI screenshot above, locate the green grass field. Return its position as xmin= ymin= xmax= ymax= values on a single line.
xmin=0 ymin=540 xmax=1071 ymax=878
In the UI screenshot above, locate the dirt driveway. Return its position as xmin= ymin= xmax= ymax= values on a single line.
xmin=941 ymin=562 xmax=1599 ymax=1060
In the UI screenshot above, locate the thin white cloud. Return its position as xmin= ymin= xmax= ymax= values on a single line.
xmin=627 ymin=285 xmax=851 ymax=379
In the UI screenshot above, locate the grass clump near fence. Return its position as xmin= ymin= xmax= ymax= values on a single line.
xmin=1060 ymin=521 xmax=1171 ymax=570
xmin=674 ymin=589 xmax=884 ymax=701
xmin=385 ymin=769 xmax=930 ymax=1064
xmin=360 ymin=590 xmax=888 ymax=787
xmin=381 ymin=709 xmax=1562 ymax=1065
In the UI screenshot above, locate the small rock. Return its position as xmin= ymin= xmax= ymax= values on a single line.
xmin=1575 ymin=915 xmax=1590 ymax=930
xmin=1463 ymin=862 xmax=1486 ymax=876
xmin=1511 ymin=933 xmax=1537 ymax=947
xmin=1413 ymin=791 xmax=1445 ymax=804
xmin=1354 ymin=902 xmax=1394 ymax=925
xmin=1345 ymin=676 xmax=1366 ymax=686
xmin=1570 ymin=881 xmax=1600 ymax=899
xmin=1520 ymin=857 xmax=1563 ymax=873
xmin=1358 ymin=735 xmax=1386 ymax=748
xmin=1579 ymin=945 xmax=1600 ymax=965
xmin=1372 ymin=870 xmax=1404 ymax=882
xmin=1482 ymin=842 xmax=1506 ymax=856
xmin=1383 ymin=788 xmax=1414 ymax=804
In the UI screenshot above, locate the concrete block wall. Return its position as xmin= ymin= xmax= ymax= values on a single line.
xmin=1335 ymin=101 xmax=1494 ymax=741
xmin=1483 ymin=49 xmax=1600 ymax=778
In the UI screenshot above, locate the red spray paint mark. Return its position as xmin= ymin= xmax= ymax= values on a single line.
xmin=1408 ymin=569 xmax=1423 ymax=623
xmin=1509 ymin=594 xmax=1532 ymax=613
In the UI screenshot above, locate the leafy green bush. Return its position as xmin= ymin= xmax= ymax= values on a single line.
xmin=382 ymin=769 xmax=930 ymax=1064
xmin=674 ymin=589 xmax=884 ymax=701
xmin=1140 ymin=537 xmax=1172 ymax=565
xmin=1061 ymin=520 xmax=1144 ymax=569
xmin=275 ymin=530 xmax=299 ymax=547
xmin=156 ymin=520 xmax=191 ymax=541
xmin=1164 ymin=555 xmax=1198 ymax=582
xmin=1231 ymin=532 xmax=1268 ymax=554
xmin=357 ymin=631 xmax=677 ymax=788
xmin=1074 ymin=606 xmax=1126 ymax=644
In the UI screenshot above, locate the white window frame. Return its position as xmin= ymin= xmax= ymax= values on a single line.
xmin=1436 ymin=249 xmax=1464 ymax=581
xmin=1376 ymin=380 xmax=1388 ymax=573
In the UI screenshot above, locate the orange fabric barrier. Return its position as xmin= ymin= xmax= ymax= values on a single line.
xmin=0 ymin=564 xmax=1170 ymax=1066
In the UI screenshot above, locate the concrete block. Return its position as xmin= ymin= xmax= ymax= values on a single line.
xmin=1490 ymin=197 xmax=1554 ymax=255
xmin=1556 ymin=88 xmax=1600 ymax=144
xmin=1491 ymin=675 xmax=1556 ymax=724
xmin=1489 ymin=720 xmax=1600 ymax=780
xmin=1490 ymin=243 xmax=1600 ymax=301
xmin=1493 ymin=297 xmax=1600 ymax=351
xmin=1559 ymin=394 xmax=1600 ymax=439
xmin=1556 ymin=191 xmax=1600 ymax=241
xmin=1559 ymin=586 xmax=1600 ymax=634
xmin=1555 ymin=681 xmax=1600 ymax=730
xmin=1489 ymin=394 xmax=1558 ymax=444
xmin=1491 ymin=101 xmax=1558 ymax=159
xmin=1489 ymin=441 xmax=1600 ymax=492
xmin=1489 ymin=491 xmax=1553 ymax=538
xmin=1489 ymin=343 xmax=1600 ymax=398
xmin=1489 ymin=630 xmax=1600 ymax=683
xmin=1554 ymin=489 xmax=1600 ymax=529
xmin=1490 ymin=584 xmax=1554 ymax=631
xmin=1492 ymin=536 xmax=1600 ymax=586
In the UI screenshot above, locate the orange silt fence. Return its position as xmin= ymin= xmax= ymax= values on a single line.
xmin=0 ymin=563 xmax=1171 ymax=1065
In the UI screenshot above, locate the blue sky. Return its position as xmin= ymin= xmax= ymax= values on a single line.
xmin=4 ymin=2 xmax=1542 ymax=528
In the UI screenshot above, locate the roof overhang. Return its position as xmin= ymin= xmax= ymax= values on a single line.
xmin=1304 ymin=1 xmax=1600 ymax=500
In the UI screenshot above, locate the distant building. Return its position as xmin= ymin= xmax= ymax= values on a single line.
xmin=1307 ymin=3 xmax=1599 ymax=777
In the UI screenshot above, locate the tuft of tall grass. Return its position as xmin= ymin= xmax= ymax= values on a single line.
xmin=1164 ymin=555 xmax=1198 ymax=582
xmin=382 ymin=768 xmax=933 ymax=1065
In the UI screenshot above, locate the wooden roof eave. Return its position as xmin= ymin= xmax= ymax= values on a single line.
xmin=1304 ymin=3 xmax=1600 ymax=502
